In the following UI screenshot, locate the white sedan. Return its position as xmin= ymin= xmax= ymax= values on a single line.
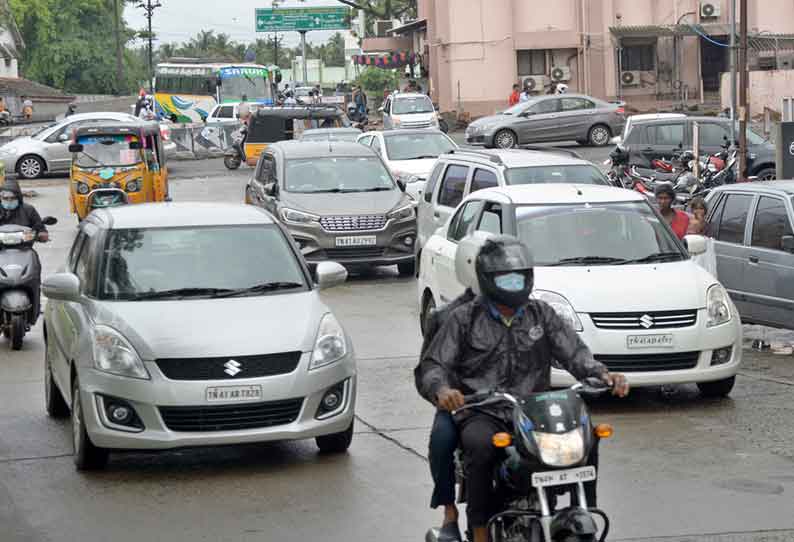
xmin=417 ymin=184 xmax=742 ymax=397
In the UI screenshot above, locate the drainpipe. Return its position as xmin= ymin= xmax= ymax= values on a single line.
xmin=581 ymin=0 xmax=589 ymax=95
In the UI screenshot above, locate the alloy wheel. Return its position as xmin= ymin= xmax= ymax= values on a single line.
xmin=19 ymin=157 xmax=43 ymax=179
xmin=494 ymin=130 xmax=516 ymax=149
xmin=589 ymin=126 xmax=610 ymax=146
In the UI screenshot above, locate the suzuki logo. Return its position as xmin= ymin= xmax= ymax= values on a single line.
xmin=350 ymin=217 xmax=359 ymax=228
xmin=639 ymin=314 xmax=654 ymax=329
xmin=223 ymin=360 xmax=242 ymax=376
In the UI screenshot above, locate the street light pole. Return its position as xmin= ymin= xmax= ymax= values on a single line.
xmin=738 ymin=0 xmax=748 ymax=182
xmin=300 ymin=30 xmax=308 ymax=84
xmin=729 ymin=0 xmax=737 ymax=144
xmin=137 ymin=0 xmax=162 ymax=90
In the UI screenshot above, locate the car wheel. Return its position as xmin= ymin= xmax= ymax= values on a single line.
xmin=420 ymin=293 xmax=436 ymax=337
xmin=45 ymin=337 xmax=69 ymax=418
xmin=72 ymin=376 xmax=109 ymax=470
xmin=697 ymin=376 xmax=736 ymax=398
xmin=316 ymin=420 xmax=354 ymax=453
xmin=17 ymin=155 xmax=45 ymax=179
xmin=224 ymin=155 xmax=241 ymax=170
xmin=398 ymin=260 xmax=415 ymax=277
xmin=587 ymin=125 xmax=612 ymax=147
xmin=754 ymin=168 xmax=775 ymax=181
xmin=493 ymin=129 xmax=517 ymax=149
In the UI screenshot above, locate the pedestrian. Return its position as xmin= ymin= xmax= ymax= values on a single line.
xmin=654 ymin=183 xmax=689 ymax=239
xmin=134 ymin=89 xmax=147 ymax=117
xmin=22 ymin=96 xmax=33 ymax=120
xmin=519 ymin=84 xmax=531 ymax=102
xmin=314 ymin=84 xmax=323 ymax=103
xmin=238 ymin=94 xmax=251 ymax=122
xmin=65 ymin=103 xmax=77 ymax=117
xmin=508 ymin=84 xmax=520 ymax=106
xmin=687 ymin=196 xmax=711 ymax=236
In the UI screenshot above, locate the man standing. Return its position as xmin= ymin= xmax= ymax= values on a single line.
xmin=519 ymin=84 xmax=531 ymax=103
xmin=508 ymin=84 xmax=520 ymax=106
xmin=22 ymin=96 xmax=33 ymax=120
xmin=655 ymin=183 xmax=689 ymax=239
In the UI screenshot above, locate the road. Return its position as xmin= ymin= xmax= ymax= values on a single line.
xmin=2 ymin=159 xmax=794 ymax=542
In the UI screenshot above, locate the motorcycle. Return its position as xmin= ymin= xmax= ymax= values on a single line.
xmin=0 ymin=217 xmax=57 ymax=350
xmin=223 ymin=124 xmax=247 ymax=170
xmin=425 ymin=381 xmax=613 ymax=542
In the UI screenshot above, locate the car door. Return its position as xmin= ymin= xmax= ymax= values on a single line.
xmin=433 ymin=200 xmax=485 ymax=303
xmin=708 ymin=191 xmax=755 ymax=318
xmin=433 ymin=163 xmax=470 ymax=236
xmin=470 ymin=167 xmax=499 ymax=195
xmin=638 ymin=121 xmax=685 ymax=167
xmin=743 ymin=195 xmax=794 ymax=327
xmin=558 ymin=97 xmax=594 ymax=140
xmin=418 ymin=161 xmax=446 ymax=251
xmin=515 ymin=98 xmax=561 ymax=143
xmin=256 ymin=153 xmax=280 ymax=216
xmin=357 ymin=134 xmax=373 ymax=147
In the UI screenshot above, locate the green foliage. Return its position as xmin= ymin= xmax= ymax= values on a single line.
xmin=355 ymin=67 xmax=399 ymax=93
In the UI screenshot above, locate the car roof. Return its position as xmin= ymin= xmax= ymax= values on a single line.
xmin=465 ymin=184 xmax=646 ymax=205
xmin=442 ymin=148 xmax=592 ymax=168
xmin=712 ymin=180 xmax=794 ymax=195
xmin=628 ymin=113 xmax=686 ymax=121
xmin=379 ymin=128 xmax=448 ymax=138
xmin=92 ymin=202 xmax=275 ymax=230
xmin=271 ymin=140 xmax=377 ymax=158
xmin=392 ymin=92 xmax=430 ymax=99
xmin=302 ymin=127 xmax=362 ymax=135
xmin=63 ymin=112 xmax=137 ymax=123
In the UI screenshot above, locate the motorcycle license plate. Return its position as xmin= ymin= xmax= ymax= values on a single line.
xmin=532 ymin=466 xmax=596 ymax=488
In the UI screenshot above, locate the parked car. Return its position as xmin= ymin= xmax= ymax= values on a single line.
xmin=357 ymin=129 xmax=458 ymax=199
xmin=300 ymin=127 xmax=363 ymax=143
xmin=705 ymin=181 xmax=794 ymax=329
xmin=381 ymin=92 xmax=441 ymax=130
xmin=205 ymin=102 xmax=242 ymax=125
xmin=611 ymin=112 xmax=686 ymax=145
xmin=42 ymin=202 xmax=356 ymax=470
xmin=416 ymin=148 xmax=611 ymax=262
xmin=619 ymin=116 xmax=776 ymax=180
xmin=465 ymin=94 xmax=625 ymax=148
xmin=0 ymin=112 xmax=176 ymax=179
xmin=418 ymin=184 xmax=742 ymax=396
xmin=245 ymin=141 xmax=417 ymax=275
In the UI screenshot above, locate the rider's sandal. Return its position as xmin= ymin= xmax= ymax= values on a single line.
xmin=437 ymin=522 xmax=463 ymax=542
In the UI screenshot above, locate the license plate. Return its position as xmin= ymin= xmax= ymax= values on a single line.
xmin=532 ymin=466 xmax=596 ymax=488
xmin=205 ymin=385 xmax=262 ymax=403
xmin=335 ymin=235 xmax=377 ymax=247
xmin=627 ymin=334 xmax=674 ymax=349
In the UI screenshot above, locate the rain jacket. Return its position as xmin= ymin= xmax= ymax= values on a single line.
xmin=0 ymin=179 xmax=46 ymax=233
xmin=415 ymin=293 xmax=607 ymax=406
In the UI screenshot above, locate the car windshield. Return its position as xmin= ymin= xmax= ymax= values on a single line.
xmin=515 ymin=201 xmax=685 ymax=266
xmin=99 ymin=225 xmax=306 ymax=300
xmin=74 ymin=135 xmax=142 ymax=168
xmin=301 ymin=132 xmax=360 ymax=142
xmin=392 ymin=96 xmax=434 ymax=115
xmin=505 ymin=165 xmax=609 ymax=185
xmin=285 ymin=156 xmax=395 ymax=193
xmin=384 ymin=133 xmax=456 ymax=160
xmin=31 ymin=123 xmax=56 ymax=140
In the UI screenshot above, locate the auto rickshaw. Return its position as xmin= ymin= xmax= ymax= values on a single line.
xmin=68 ymin=122 xmax=169 ymax=220
xmin=243 ymin=105 xmax=350 ymax=166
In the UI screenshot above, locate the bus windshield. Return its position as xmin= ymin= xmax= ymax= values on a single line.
xmin=219 ymin=67 xmax=273 ymax=102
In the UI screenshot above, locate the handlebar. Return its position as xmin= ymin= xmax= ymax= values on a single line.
xmin=453 ymin=379 xmax=612 ymax=414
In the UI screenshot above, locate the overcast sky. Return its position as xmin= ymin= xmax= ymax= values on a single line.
xmin=124 ymin=0 xmax=351 ymax=49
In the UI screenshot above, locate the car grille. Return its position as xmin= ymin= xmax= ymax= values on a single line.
xmin=589 ymin=310 xmax=697 ymax=330
xmin=593 ymin=352 xmax=700 ymax=372
xmin=155 ymin=352 xmax=302 ymax=381
xmin=320 ymin=215 xmax=387 ymax=232
xmin=159 ymin=398 xmax=304 ymax=432
xmin=402 ymin=121 xmax=432 ymax=128
xmin=323 ymin=247 xmax=386 ymax=260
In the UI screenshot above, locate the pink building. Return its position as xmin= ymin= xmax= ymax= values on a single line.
xmin=365 ymin=0 xmax=794 ymax=117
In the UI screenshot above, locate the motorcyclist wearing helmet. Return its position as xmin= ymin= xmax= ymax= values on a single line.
xmin=0 ymin=179 xmax=48 ymax=242
xmin=416 ymin=235 xmax=628 ymax=542
xmin=654 ymin=183 xmax=689 ymax=239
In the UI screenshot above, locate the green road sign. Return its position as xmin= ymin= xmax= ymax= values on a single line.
xmin=255 ymin=6 xmax=350 ymax=32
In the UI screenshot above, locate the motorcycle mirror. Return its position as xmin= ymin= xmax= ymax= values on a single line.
xmin=68 ymin=143 xmax=83 ymax=153
xmin=42 ymin=216 xmax=58 ymax=226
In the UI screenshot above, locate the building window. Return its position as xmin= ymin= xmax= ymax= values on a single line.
xmin=517 ymin=50 xmax=547 ymax=75
xmin=620 ymin=43 xmax=656 ymax=71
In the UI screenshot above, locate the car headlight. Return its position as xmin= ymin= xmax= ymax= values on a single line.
xmin=388 ymin=203 xmax=415 ymax=221
xmin=76 ymin=182 xmax=90 ymax=195
xmin=125 ymin=179 xmax=142 ymax=193
xmin=532 ymin=290 xmax=583 ymax=332
xmin=394 ymin=172 xmax=422 ymax=184
xmin=281 ymin=208 xmax=320 ymax=224
xmin=92 ymin=325 xmax=150 ymax=380
xmin=309 ymin=313 xmax=348 ymax=370
xmin=533 ymin=428 xmax=586 ymax=467
xmin=707 ymin=284 xmax=732 ymax=327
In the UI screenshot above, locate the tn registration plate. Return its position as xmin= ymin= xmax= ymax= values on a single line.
xmin=532 ymin=466 xmax=597 ymax=488
xmin=205 ymin=385 xmax=262 ymax=403
xmin=627 ymin=334 xmax=674 ymax=349
xmin=335 ymin=235 xmax=377 ymax=247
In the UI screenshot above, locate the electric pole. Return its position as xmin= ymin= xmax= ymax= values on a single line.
xmin=113 ymin=0 xmax=124 ymax=95
xmin=272 ymin=0 xmax=280 ymax=67
xmin=729 ymin=0 xmax=737 ymax=144
xmin=738 ymin=0 xmax=748 ymax=182
xmin=137 ymin=0 xmax=162 ymax=90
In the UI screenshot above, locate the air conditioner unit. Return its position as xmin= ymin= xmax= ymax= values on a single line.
xmin=700 ymin=2 xmax=721 ymax=19
xmin=375 ymin=20 xmax=394 ymax=37
xmin=550 ymin=66 xmax=571 ymax=82
xmin=620 ymin=70 xmax=641 ymax=87
xmin=522 ymin=75 xmax=548 ymax=93
xmin=777 ymin=53 xmax=794 ymax=70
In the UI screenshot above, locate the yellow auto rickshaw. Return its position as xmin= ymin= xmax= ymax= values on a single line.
xmin=68 ymin=122 xmax=169 ymax=220
xmin=243 ymin=105 xmax=350 ymax=166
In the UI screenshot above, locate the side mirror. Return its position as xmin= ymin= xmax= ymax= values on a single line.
xmin=782 ymin=235 xmax=794 ymax=253
xmin=42 ymin=273 xmax=81 ymax=303
xmin=68 ymin=143 xmax=83 ymax=153
xmin=684 ymin=234 xmax=707 ymax=255
xmin=42 ymin=216 xmax=58 ymax=226
xmin=315 ymin=261 xmax=347 ymax=290
xmin=129 ymin=141 xmax=142 ymax=150
xmin=396 ymin=179 xmax=406 ymax=192
xmin=263 ymin=182 xmax=278 ymax=197
xmin=58 ymin=133 xmax=69 ymax=143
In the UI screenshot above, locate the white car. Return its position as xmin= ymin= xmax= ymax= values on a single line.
xmin=417 ymin=184 xmax=742 ymax=397
xmin=381 ymin=92 xmax=440 ymax=130
xmin=205 ymin=102 xmax=243 ymax=125
xmin=357 ymin=129 xmax=458 ymax=199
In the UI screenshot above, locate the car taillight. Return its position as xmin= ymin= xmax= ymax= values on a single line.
xmin=616 ymin=107 xmax=625 ymax=115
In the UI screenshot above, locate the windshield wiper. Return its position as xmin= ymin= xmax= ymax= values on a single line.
xmin=212 ymin=282 xmax=304 ymax=298
xmin=127 ymin=287 xmax=234 ymax=300
xmin=546 ymin=256 xmax=629 ymax=266
xmin=620 ymin=252 xmax=683 ymax=264
xmin=357 ymin=187 xmax=392 ymax=192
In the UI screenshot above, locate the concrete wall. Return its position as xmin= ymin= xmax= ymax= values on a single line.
xmin=720 ymin=69 xmax=794 ymax=118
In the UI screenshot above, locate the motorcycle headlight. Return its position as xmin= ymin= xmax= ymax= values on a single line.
xmin=533 ymin=428 xmax=586 ymax=467
xmin=281 ymin=208 xmax=320 ymax=225
xmin=76 ymin=182 xmax=90 ymax=195
xmin=532 ymin=290 xmax=583 ymax=332
xmin=707 ymin=284 xmax=732 ymax=327
xmin=388 ymin=203 xmax=415 ymax=221
xmin=125 ymin=179 xmax=141 ymax=193
xmin=309 ymin=313 xmax=348 ymax=370
xmin=92 ymin=325 xmax=150 ymax=380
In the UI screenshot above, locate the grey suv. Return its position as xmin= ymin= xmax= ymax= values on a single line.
xmin=246 ymin=141 xmax=417 ymax=275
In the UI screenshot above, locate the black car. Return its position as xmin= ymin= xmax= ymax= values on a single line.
xmin=620 ymin=116 xmax=776 ymax=180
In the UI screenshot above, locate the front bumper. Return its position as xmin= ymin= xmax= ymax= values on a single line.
xmin=551 ymin=309 xmax=743 ymax=388
xmin=78 ymin=352 xmax=357 ymax=450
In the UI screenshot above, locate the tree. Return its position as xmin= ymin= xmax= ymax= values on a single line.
xmin=322 ymin=32 xmax=346 ymax=66
xmin=334 ymin=0 xmax=417 ymax=20
xmin=355 ymin=66 xmax=399 ymax=93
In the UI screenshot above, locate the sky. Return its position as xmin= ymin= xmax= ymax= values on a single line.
xmin=124 ymin=0 xmax=353 ymax=49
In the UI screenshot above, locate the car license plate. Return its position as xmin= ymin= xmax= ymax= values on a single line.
xmin=627 ymin=334 xmax=675 ymax=349
xmin=205 ymin=385 xmax=262 ymax=403
xmin=335 ymin=235 xmax=377 ymax=247
xmin=532 ymin=466 xmax=597 ymax=488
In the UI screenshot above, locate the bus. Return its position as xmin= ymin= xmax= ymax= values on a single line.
xmin=154 ymin=61 xmax=282 ymax=123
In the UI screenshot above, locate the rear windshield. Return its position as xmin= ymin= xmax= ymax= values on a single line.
xmin=505 ymin=165 xmax=608 ymax=185
xmin=393 ymin=96 xmax=434 ymax=115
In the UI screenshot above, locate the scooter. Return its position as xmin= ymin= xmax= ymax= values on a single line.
xmin=0 ymin=217 xmax=57 ymax=350
xmin=223 ymin=125 xmax=247 ymax=170
xmin=425 ymin=381 xmax=613 ymax=542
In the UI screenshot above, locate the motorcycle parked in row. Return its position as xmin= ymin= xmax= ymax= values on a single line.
xmin=0 ymin=217 xmax=57 ymax=350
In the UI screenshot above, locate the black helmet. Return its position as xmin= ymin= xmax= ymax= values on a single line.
xmin=475 ymin=235 xmax=534 ymax=309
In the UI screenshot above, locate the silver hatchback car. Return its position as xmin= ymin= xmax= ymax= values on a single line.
xmin=42 ymin=203 xmax=356 ymax=470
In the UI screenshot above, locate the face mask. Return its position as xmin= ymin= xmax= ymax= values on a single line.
xmin=494 ymin=272 xmax=526 ymax=292
xmin=1 ymin=199 xmax=18 ymax=211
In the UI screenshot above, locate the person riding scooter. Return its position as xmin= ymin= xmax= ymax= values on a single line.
xmin=416 ymin=235 xmax=629 ymax=542
xmin=0 ymin=179 xmax=48 ymax=242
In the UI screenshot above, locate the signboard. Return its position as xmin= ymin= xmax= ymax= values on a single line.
xmin=255 ymin=6 xmax=350 ymax=32
xmin=219 ymin=66 xmax=269 ymax=79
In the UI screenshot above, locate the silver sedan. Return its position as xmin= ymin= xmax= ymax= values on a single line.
xmin=42 ymin=202 xmax=356 ymax=470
